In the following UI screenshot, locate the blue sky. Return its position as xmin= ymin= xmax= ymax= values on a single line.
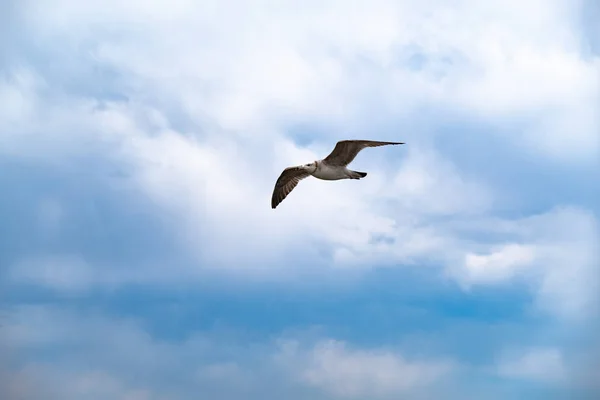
xmin=1 ymin=0 xmax=599 ymax=399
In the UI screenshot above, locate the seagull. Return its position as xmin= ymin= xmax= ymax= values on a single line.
xmin=271 ymin=140 xmax=404 ymax=209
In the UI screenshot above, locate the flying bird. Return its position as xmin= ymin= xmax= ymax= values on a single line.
xmin=271 ymin=140 xmax=404 ymax=209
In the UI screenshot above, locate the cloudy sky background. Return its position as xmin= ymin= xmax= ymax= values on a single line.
xmin=1 ymin=0 xmax=599 ymax=399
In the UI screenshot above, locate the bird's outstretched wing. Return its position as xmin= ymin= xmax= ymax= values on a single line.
xmin=323 ymin=140 xmax=404 ymax=166
xmin=271 ymin=166 xmax=311 ymax=209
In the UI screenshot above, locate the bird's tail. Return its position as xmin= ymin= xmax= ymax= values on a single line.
xmin=350 ymin=171 xmax=367 ymax=179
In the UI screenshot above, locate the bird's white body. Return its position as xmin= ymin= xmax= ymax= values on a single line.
xmin=310 ymin=161 xmax=352 ymax=180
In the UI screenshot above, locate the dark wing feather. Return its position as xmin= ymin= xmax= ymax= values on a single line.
xmin=271 ymin=166 xmax=311 ymax=209
xmin=323 ymin=140 xmax=404 ymax=166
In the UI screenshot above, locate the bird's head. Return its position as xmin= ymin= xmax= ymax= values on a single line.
xmin=302 ymin=161 xmax=318 ymax=173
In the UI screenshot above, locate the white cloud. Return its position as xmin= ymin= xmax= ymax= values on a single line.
xmin=448 ymin=207 xmax=599 ymax=321
xmin=462 ymin=244 xmax=537 ymax=285
xmin=497 ymin=347 xmax=566 ymax=384
xmin=2 ymin=2 xmax=598 ymax=399
xmin=56 ymin=370 xmax=156 ymax=400
xmin=3 ymin=91 xmax=597 ymax=321
xmin=5 ymin=253 xmax=173 ymax=293
xmin=3 ymin=85 xmax=597 ymax=322
xmin=2 ymin=365 xmax=170 ymax=400
xmin=0 ymin=71 xmax=37 ymax=127
xmin=1 ymin=306 xmax=215 ymax=399
xmin=276 ymin=339 xmax=455 ymax=398
xmin=1 ymin=306 xmax=457 ymax=400
xmin=36 ymin=197 xmax=64 ymax=236
xmin=574 ymin=336 xmax=600 ymax=390
xmin=0 ymin=362 xmax=41 ymax=400
xmin=386 ymin=146 xmax=493 ymax=216
xmin=19 ymin=0 xmax=599 ymax=157
xmin=8 ymin=255 xmax=95 ymax=293
xmin=125 ymin=125 xmax=488 ymax=274
xmin=1 ymin=0 xmax=596 ymax=322
xmin=197 ymin=362 xmax=242 ymax=381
